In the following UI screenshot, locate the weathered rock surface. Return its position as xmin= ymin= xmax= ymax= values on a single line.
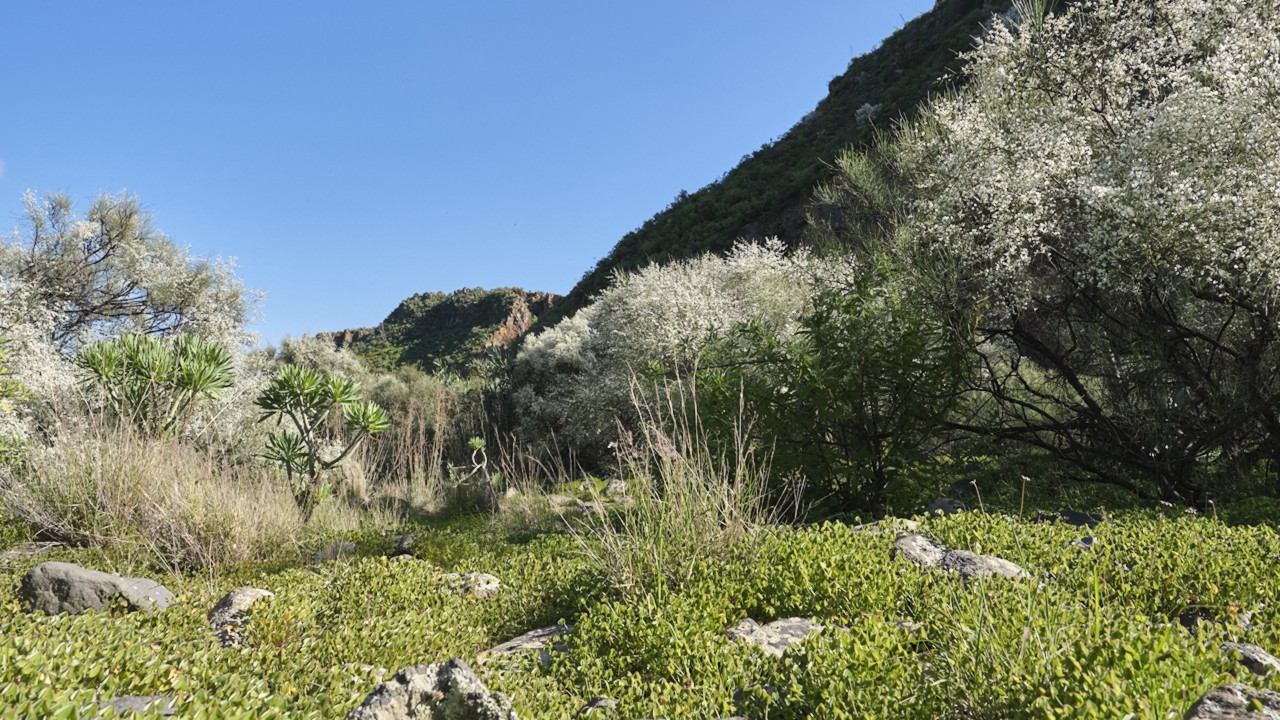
xmin=891 ymin=534 xmax=947 ymax=567
xmin=20 ymin=562 xmax=174 ymax=615
xmin=313 ymin=541 xmax=358 ymax=562
xmin=392 ymin=534 xmax=418 ymax=556
xmin=1222 ymin=643 xmax=1280 ymax=676
xmin=604 ymin=480 xmax=628 ymax=497
xmin=438 ymin=572 xmax=501 ymax=599
xmin=1184 ymin=683 xmax=1280 ymax=719
xmin=892 ymin=535 xmax=1028 ymax=580
xmin=346 ymin=659 xmax=517 ymax=720
xmin=578 ymin=696 xmax=617 ymax=715
xmin=102 ymin=695 xmax=175 ymax=716
xmin=208 ymin=587 xmax=274 ymax=648
xmin=479 ymin=624 xmax=572 ymax=665
xmin=726 ymin=618 xmax=823 ymax=657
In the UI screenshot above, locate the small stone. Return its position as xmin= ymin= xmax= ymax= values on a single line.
xmin=391 ymin=534 xmax=417 ymax=555
xmin=437 ymin=572 xmax=501 ymax=599
xmin=579 ymin=696 xmax=618 ymax=715
xmin=1071 ymin=536 xmax=1098 ymax=550
xmin=939 ymin=550 xmax=1028 ymax=580
xmin=892 ymin=535 xmax=947 ymax=567
xmin=924 ymin=497 xmax=965 ymax=516
xmin=604 ymin=480 xmax=628 ymax=497
xmin=20 ymin=562 xmax=174 ymax=615
xmin=1184 ymin=683 xmax=1280 ymax=719
xmin=0 ymin=541 xmax=62 ymax=563
xmin=575 ymin=499 xmax=608 ymax=516
xmin=345 ymin=659 xmax=517 ymax=720
xmin=727 ymin=617 xmax=822 ymax=657
xmin=102 ymin=695 xmax=175 ymax=716
xmin=479 ymin=624 xmax=572 ymax=666
xmin=312 ymin=541 xmax=357 ymax=562
xmin=208 ymin=587 xmax=273 ymax=648
xmin=1222 ymin=643 xmax=1280 ymax=676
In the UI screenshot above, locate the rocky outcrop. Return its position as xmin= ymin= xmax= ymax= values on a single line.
xmin=1221 ymin=643 xmax=1280 ymax=676
xmin=20 ymin=562 xmax=174 ymax=615
xmin=209 ymin=587 xmax=274 ymax=648
xmin=892 ymin=535 xmax=1028 ymax=580
xmin=479 ymin=624 xmax=571 ymax=666
xmin=1184 ymin=683 xmax=1280 ymax=719
xmin=727 ymin=618 xmax=823 ymax=657
xmin=346 ymin=659 xmax=517 ymax=720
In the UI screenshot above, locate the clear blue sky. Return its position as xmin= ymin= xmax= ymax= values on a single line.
xmin=0 ymin=1 xmax=934 ymax=346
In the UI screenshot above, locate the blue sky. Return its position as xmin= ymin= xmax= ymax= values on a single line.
xmin=0 ymin=1 xmax=934 ymax=346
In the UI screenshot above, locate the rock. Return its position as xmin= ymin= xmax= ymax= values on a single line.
xmin=391 ymin=534 xmax=417 ymax=556
xmin=20 ymin=562 xmax=174 ymax=615
xmin=947 ymin=479 xmax=979 ymax=498
xmin=208 ymin=587 xmax=273 ymax=648
xmin=939 ymin=550 xmax=1028 ymax=580
xmin=604 ymin=480 xmax=628 ymax=497
xmin=1071 ymin=536 xmax=1098 ymax=550
xmin=1181 ymin=605 xmax=1260 ymax=633
xmin=1184 ymin=683 xmax=1280 ymax=719
xmin=0 ymin=541 xmax=62 ymax=563
xmin=313 ymin=541 xmax=357 ymax=562
xmin=102 ymin=695 xmax=175 ymax=716
xmin=1222 ymin=643 xmax=1280 ymax=676
xmin=574 ymin=499 xmax=608 ymax=517
xmin=346 ymin=659 xmax=517 ymax=720
xmin=923 ymin=498 xmax=965 ymax=516
xmin=1034 ymin=508 xmax=1105 ymax=528
xmin=578 ymin=696 xmax=617 ymax=715
xmin=547 ymin=494 xmax=576 ymax=510
xmin=892 ymin=535 xmax=1027 ymax=580
xmin=437 ymin=572 xmax=501 ymax=599
xmin=478 ymin=624 xmax=572 ymax=666
xmin=892 ymin=535 xmax=947 ymax=567
xmin=726 ymin=617 xmax=823 ymax=657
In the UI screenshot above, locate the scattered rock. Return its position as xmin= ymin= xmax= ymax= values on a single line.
xmin=391 ymin=534 xmax=417 ymax=556
xmin=574 ymin=499 xmax=608 ymax=517
xmin=892 ymin=535 xmax=947 ymax=567
xmin=437 ymin=572 xmax=501 ymax=599
xmin=726 ymin=617 xmax=823 ymax=657
xmin=479 ymin=624 xmax=572 ymax=665
xmin=313 ymin=541 xmax=358 ymax=562
xmin=1034 ymin=508 xmax=1105 ymax=529
xmin=1222 ymin=643 xmax=1280 ymax=676
xmin=923 ymin=498 xmax=965 ymax=516
xmin=578 ymin=696 xmax=617 ymax=715
xmin=20 ymin=562 xmax=174 ymax=615
xmin=102 ymin=695 xmax=175 ymax=716
xmin=547 ymin=494 xmax=576 ymax=510
xmin=1184 ymin=683 xmax=1280 ymax=719
xmin=0 ymin=541 xmax=63 ymax=563
xmin=939 ymin=550 xmax=1028 ymax=580
xmin=892 ymin=535 xmax=1027 ymax=580
xmin=604 ymin=480 xmax=628 ymax=497
xmin=1071 ymin=536 xmax=1098 ymax=551
xmin=208 ymin=587 xmax=274 ymax=648
xmin=346 ymin=659 xmax=517 ymax=720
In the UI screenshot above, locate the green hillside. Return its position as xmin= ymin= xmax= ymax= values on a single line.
xmin=547 ymin=0 xmax=1013 ymax=323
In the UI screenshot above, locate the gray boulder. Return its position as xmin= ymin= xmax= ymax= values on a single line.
xmin=923 ymin=498 xmax=965 ymax=516
xmin=1184 ymin=683 xmax=1280 ymax=718
xmin=578 ymin=696 xmax=617 ymax=715
xmin=20 ymin=562 xmax=173 ymax=615
xmin=478 ymin=624 xmax=571 ymax=666
xmin=939 ymin=550 xmax=1029 ymax=580
xmin=346 ymin=659 xmax=517 ymax=720
xmin=727 ymin=617 xmax=822 ymax=657
xmin=392 ymin=534 xmax=418 ymax=556
xmin=102 ymin=695 xmax=175 ymax=716
xmin=438 ymin=573 xmax=501 ymax=599
xmin=892 ymin=535 xmax=947 ymax=567
xmin=1222 ymin=643 xmax=1280 ymax=676
xmin=208 ymin=587 xmax=274 ymax=648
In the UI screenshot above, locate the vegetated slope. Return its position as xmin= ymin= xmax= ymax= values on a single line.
xmin=330 ymin=287 xmax=558 ymax=373
xmin=545 ymin=0 xmax=1012 ymax=324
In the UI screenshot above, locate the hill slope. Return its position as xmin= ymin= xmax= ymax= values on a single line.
xmin=547 ymin=0 xmax=1011 ymax=323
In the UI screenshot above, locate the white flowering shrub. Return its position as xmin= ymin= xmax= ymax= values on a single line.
xmin=512 ymin=239 xmax=823 ymax=465
xmin=837 ymin=0 xmax=1280 ymax=502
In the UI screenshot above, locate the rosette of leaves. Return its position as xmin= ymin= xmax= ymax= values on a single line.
xmin=254 ymin=365 xmax=390 ymax=520
xmin=77 ymin=333 xmax=235 ymax=438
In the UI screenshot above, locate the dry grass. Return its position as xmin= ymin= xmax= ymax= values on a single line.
xmin=0 ymin=424 xmax=400 ymax=569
